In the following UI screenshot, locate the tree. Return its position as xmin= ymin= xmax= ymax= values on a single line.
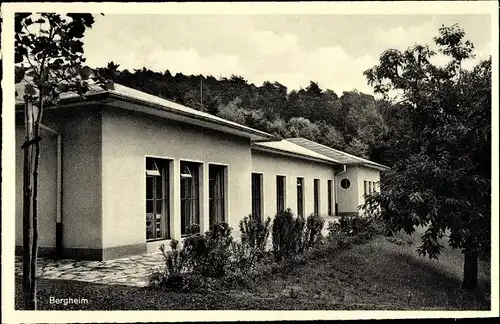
xmin=15 ymin=12 xmax=107 ymax=309
xmin=286 ymin=117 xmax=321 ymax=141
xmin=362 ymin=24 xmax=491 ymax=290
xmin=217 ymin=97 xmax=247 ymax=124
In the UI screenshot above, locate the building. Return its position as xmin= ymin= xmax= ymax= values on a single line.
xmin=15 ymin=83 xmax=389 ymax=261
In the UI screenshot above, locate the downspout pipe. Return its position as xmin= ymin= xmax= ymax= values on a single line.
xmin=334 ymin=165 xmax=347 ymax=216
xmin=40 ymin=124 xmax=63 ymax=258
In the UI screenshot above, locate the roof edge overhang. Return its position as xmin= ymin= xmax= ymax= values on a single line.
xmin=15 ymin=90 xmax=278 ymax=142
xmin=350 ymin=162 xmax=391 ymax=172
xmin=286 ymin=137 xmax=390 ymax=171
xmin=251 ymin=144 xmax=340 ymax=166
xmin=107 ymin=92 xmax=277 ymax=141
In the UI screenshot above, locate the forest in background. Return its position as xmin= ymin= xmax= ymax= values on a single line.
xmin=96 ymin=63 xmax=394 ymax=165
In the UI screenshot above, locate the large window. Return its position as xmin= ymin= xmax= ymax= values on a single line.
xmin=251 ymin=173 xmax=263 ymax=219
xmin=276 ymin=175 xmax=286 ymax=212
xmin=313 ymin=179 xmax=320 ymax=215
xmin=209 ymin=165 xmax=226 ymax=225
xmin=180 ymin=161 xmax=200 ymax=235
xmin=146 ymin=157 xmax=170 ymax=241
xmin=297 ymin=177 xmax=304 ymax=217
xmin=328 ymin=180 xmax=333 ymax=216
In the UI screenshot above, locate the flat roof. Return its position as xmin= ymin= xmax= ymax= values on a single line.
xmin=286 ymin=137 xmax=390 ymax=171
xmin=15 ymin=82 xmax=276 ymax=141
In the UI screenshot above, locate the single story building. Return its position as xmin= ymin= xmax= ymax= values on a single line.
xmin=15 ymin=83 xmax=389 ymax=260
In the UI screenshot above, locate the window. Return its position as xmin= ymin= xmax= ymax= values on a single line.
xmin=368 ymin=181 xmax=372 ymax=195
xmin=328 ymin=180 xmax=333 ymax=216
xmin=297 ymin=177 xmax=304 ymax=217
xmin=313 ymin=179 xmax=320 ymax=215
xmin=180 ymin=161 xmax=200 ymax=235
xmin=209 ymin=165 xmax=226 ymax=225
xmin=340 ymin=178 xmax=350 ymax=190
xmin=252 ymin=173 xmax=263 ymax=219
xmin=276 ymin=176 xmax=286 ymax=212
xmin=364 ymin=180 xmax=368 ymax=199
xmin=146 ymin=157 xmax=170 ymax=241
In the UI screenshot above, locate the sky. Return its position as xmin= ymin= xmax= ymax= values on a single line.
xmin=82 ymin=14 xmax=492 ymax=95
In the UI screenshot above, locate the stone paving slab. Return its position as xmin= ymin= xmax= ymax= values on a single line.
xmin=14 ymin=252 xmax=165 ymax=287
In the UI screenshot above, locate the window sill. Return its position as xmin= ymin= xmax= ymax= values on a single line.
xmin=146 ymin=237 xmax=170 ymax=243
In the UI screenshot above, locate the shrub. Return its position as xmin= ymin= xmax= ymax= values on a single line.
xmin=182 ymin=222 xmax=234 ymax=278
xmin=339 ymin=214 xmax=373 ymax=234
xmin=236 ymin=215 xmax=272 ymax=268
xmin=304 ymin=213 xmax=325 ymax=249
xmin=148 ymin=240 xmax=185 ymax=290
xmin=338 ymin=213 xmax=386 ymax=243
xmin=326 ymin=221 xmax=353 ymax=250
xmin=272 ymin=208 xmax=306 ymax=261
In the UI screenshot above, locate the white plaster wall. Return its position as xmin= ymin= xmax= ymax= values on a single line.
xmin=335 ymin=166 xmax=359 ymax=214
xmin=251 ymin=150 xmax=335 ymax=219
xmin=15 ymin=108 xmax=103 ymax=250
xmin=356 ymin=165 xmax=381 ymax=214
xmin=15 ymin=126 xmax=58 ymax=248
xmin=101 ymin=107 xmax=253 ymax=248
xmin=59 ymin=109 xmax=103 ymax=249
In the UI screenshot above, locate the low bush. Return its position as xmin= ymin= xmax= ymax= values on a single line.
xmin=271 ymin=210 xmax=326 ymax=261
xmin=183 ymin=222 xmax=235 ymax=278
xmin=272 ymin=209 xmax=306 ymax=261
xmin=326 ymin=221 xmax=353 ymax=250
xmin=338 ymin=213 xmax=386 ymax=243
xmin=304 ymin=213 xmax=325 ymax=249
xmin=148 ymin=240 xmax=186 ymax=290
xmin=235 ymin=215 xmax=272 ymax=269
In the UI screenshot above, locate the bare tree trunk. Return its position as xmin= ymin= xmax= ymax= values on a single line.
xmin=22 ymin=99 xmax=35 ymax=310
xmin=463 ymin=248 xmax=478 ymax=290
xmin=31 ymin=98 xmax=44 ymax=310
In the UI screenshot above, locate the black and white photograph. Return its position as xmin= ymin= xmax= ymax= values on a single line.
xmin=1 ymin=1 xmax=498 ymax=322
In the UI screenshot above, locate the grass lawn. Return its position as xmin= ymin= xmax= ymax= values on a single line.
xmin=15 ymin=228 xmax=490 ymax=310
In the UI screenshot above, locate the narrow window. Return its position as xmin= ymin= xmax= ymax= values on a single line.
xmin=209 ymin=165 xmax=226 ymax=225
xmin=328 ymin=180 xmax=333 ymax=216
xmin=276 ymin=175 xmax=286 ymax=212
xmin=369 ymin=181 xmax=372 ymax=195
xmin=314 ymin=179 xmax=320 ymax=215
xmin=364 ymin=180 xmax=368 ymax=200
xmin=180 ymin=161 xmax=200 ymax=235
xmin=251 ymin=173 xmax=263 ymax=219
xmin=146 ymin=157 xmax=170 ymax=241
xmin=297 ymin=177 xmax=304 ymax=217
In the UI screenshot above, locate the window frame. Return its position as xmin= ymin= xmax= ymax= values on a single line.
xmin=276 ymin=175 xmax=286 ymax=213
xmin=209 ymin=164 xmax=227 ymax=226
xmin=145 ymin=157 xmax=171 ymax=241
xmin=180 ymin=161 xmax=201 ymax=236
xmin=340 ymin=178 xmax=350 ymax=190
xmin=297 ymin=177 xmax=304 ymax=217
xmin=252 ymin=173 xmax=263 ymax=220
xmin=328 ymin=179 xmax=333 ymax=216
xmin=313 ymin=179 xmax=320 ymax=216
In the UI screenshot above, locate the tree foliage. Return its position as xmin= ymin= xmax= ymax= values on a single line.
xmin=362 ymin=24 xmax=491 ymax=290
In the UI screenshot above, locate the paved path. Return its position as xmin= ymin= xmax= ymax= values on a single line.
xmin=15 ymin=253 xmax=164 ymax=287
xmin=15 ymin=216 xmax=340 ymax=287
